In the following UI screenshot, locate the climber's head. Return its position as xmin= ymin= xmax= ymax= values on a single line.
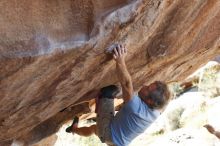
xmin=138 ymin=81 xmax=170 ymax=109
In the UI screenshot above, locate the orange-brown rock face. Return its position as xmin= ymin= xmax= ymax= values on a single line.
xmin=0 ymin=0 xmax=219 ymax=144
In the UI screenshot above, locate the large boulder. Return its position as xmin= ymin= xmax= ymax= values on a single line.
xmin=0 ymin=0 xmax=219 ymax=144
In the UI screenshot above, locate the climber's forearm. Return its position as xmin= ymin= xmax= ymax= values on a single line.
xmin=116 ymin=61 xmax=131 ymax=87
xmin=116 ymin=61 xmax=133 ymax=102
xmin=112 ymin=44 xmax=133 ymax=102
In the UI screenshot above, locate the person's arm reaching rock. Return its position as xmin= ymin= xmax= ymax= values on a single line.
xmin=113 ymin=44 xmax=133 ymax=103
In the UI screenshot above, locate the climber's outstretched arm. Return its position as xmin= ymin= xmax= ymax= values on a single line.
xmin=113 ymin=44 xmax=133 ymax=103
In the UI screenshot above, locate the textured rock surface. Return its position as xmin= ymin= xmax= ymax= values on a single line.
xmin=0 ymin=0 xmax=219 ymax=144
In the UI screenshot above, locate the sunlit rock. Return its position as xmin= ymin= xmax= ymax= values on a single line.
xmin=0 ymin=0 xmax=219 ymax=144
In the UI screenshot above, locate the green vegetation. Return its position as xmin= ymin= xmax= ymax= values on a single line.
xmin=151 ymin=129 xmax=165 ymax=136
xmin=198 ymin=65 xmax=220 ymax=98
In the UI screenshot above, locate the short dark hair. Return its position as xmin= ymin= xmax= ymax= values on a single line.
xmin=146 ymin=81 xmax=170 ymax=109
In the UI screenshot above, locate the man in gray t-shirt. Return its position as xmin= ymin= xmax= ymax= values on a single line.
xmin=66 ymin=44 xmax=171 ymax=146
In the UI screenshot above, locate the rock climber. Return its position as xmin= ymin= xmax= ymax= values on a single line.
xmin=66 ymin=44 xmax=171 ymax=146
